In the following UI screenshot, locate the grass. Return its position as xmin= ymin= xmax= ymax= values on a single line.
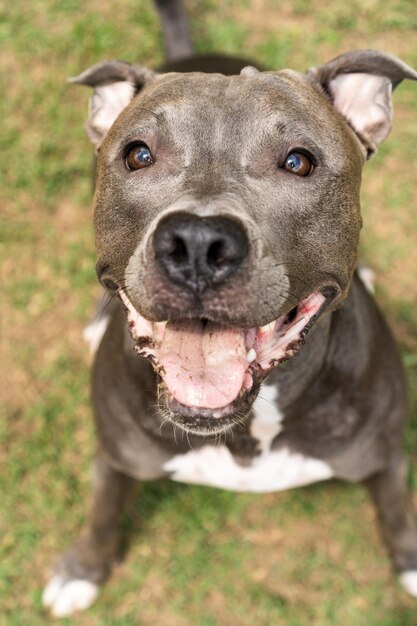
xmin=2 ymin=0 xmax=417 ymax=624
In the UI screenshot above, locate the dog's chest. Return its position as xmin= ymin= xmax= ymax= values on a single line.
xmin=163 ymin=385 xmax=334 ymax=493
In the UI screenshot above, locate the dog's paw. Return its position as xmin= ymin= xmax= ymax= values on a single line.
xmin=42 ymin=575 xmax=99 ymax=617
xmin=399 ymin=570 xmax=417 ymax=597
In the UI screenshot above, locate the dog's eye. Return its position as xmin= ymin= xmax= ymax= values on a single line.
xmin=283 ymin=152 xmax=313 ymax=177
xmin=125 ymin=143 xmax=154 ymax=171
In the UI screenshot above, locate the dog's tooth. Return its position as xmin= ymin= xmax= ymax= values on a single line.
xmin=259 ymin=322 xmax=275 ymax=335
xmin=247 ymin=348 xmax=257 ymax=363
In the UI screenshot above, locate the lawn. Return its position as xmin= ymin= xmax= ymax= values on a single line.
xmin=1 ymin=0 xmax=417 ymax=624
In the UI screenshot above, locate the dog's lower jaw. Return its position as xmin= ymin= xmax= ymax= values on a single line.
xmin=158 ymin=380 xmax=262 ymax=436
xmin=160 ymin=408 xmax=246 ymax=437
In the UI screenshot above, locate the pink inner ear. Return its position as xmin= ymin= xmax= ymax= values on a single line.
xmin=87 ymin=81 xmax=136 ymax=145
xmin=329 ymin=72 xmax=393 ymax=149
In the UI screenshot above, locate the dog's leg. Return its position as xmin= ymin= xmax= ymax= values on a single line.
xmin=43 ymin=453 xmax=137 ymax=617
xmin=364 ymin=455 xmax=417 ymax=595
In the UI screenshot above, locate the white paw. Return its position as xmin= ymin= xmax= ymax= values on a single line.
xmin=400 ymin=570 xmax=417 ymax=597
xmin=42 ymin=575 xmax=99 ymax=617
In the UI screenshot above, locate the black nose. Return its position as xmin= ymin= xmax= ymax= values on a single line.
xmin=153 ymin=213 xmax=249 ymax=294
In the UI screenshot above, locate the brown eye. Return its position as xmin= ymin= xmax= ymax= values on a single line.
xmin=125 ymin=143 xmax=154 ymax=170
xmin=283 ymin=151 xmax=313 ymax=177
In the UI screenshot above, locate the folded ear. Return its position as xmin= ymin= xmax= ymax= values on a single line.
xmin=309 ymin=50 xmax=417 ymax=157
xmin=70 ymin=60 xmax=158 ymax=146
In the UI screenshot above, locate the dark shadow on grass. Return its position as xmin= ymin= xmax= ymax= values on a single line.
xmin=117 ymin=477 xmax=240 ymax=563
xmin=118 ymin=479 xmax=186 ymax=559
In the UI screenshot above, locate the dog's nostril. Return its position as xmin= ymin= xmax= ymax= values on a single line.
xmin=169 ymin=237 xmax=188 ymax=264
xmin=207 ymin=240 xmax=226 ymax=267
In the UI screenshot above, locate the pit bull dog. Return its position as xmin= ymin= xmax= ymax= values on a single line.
xmin=43 ymin=0 xmax=417 ymax=617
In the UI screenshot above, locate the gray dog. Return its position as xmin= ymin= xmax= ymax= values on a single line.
xmin=43 ymin=0 xmax=417 ymax=617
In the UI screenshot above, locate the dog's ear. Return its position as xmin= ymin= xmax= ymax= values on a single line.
xmin=309 ymin=50 xmax=417 ymax=157
xmin=70 ymin=61 xmax=157 ymax=146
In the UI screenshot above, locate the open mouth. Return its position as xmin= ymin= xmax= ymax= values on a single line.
xmin=119 ymin=289 xmax=328 ymax=433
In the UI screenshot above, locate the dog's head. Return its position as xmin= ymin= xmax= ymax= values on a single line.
xmin=73 ymin=51 xmax=416 ymax=435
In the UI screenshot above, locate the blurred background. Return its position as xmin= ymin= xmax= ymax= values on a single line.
xmin=1 ymin=1 xmax=417 ymax=624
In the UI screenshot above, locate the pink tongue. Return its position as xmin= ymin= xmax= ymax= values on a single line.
xmin=159 ymin=320 xmax=247 ymax=409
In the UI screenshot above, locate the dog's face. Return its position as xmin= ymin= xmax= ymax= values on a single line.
xmin=74 ymin=51 xmax=416 ymax=435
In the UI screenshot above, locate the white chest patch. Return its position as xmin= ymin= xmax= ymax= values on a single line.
xmin=251 ymin=383 xmax=284 ymax=452
xmin=164 ymin=384 xmax=334 ymax=493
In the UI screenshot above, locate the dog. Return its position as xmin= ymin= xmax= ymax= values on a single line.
xmin=43 ymin=0 xmax=417 ymax=617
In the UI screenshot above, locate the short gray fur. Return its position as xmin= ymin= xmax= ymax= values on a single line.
xmin=44 ymin=0 xmax=417 ymax=613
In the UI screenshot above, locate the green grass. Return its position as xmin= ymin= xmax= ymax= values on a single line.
xmin=2 ymin=0 xmax=417 ymax=624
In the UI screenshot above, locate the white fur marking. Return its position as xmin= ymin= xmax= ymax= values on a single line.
xmin=164 ymin=443 xmax=333 ymax=493
xmin=82 ymin=316 xmax=110 ymax=354
xmin=42 ymin=575 xmax=99 ymax=617
xmin=164 ymin=384 xmax=333 ymax=493
xmin=357 ymin=266 xmax=376 ymax=294
xmin=400 ymin=571 xmax=417 ymax=597
xmin=251 ymin=383 xmax=283 ymax=453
